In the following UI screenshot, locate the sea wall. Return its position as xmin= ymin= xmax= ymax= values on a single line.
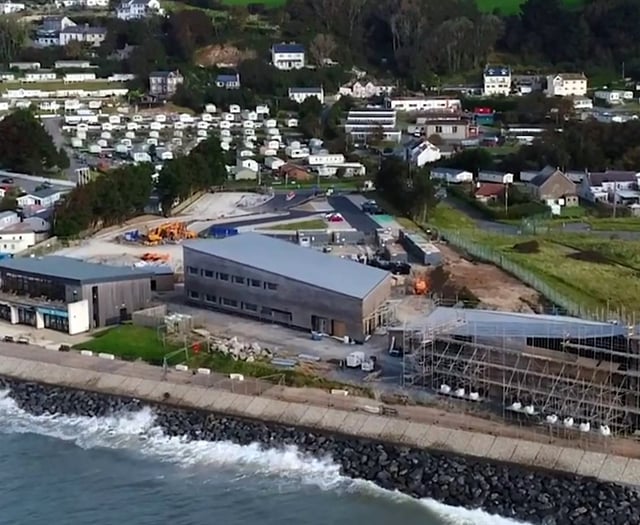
xmin=1 ymin=376 xmax=639 ymax=525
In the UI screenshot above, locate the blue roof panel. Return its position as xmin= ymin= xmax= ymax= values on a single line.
xmin=273 ymin=43 xmax=305 ymax=54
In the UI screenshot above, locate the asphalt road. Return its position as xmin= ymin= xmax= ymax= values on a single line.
xmin=328 ymin=195 xmax=381 ymax=234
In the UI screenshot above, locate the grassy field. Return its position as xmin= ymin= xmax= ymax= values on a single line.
xmin=75 ymin=325 xmax=183 ymax=365
xmin=476 ymin=0 xmax=584 ymax=14
xmin=2 ymin=81 xmax=125 ymax=92
xmin=264 ymin=219 xmax=327 ymax=231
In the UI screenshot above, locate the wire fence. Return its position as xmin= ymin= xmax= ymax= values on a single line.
xmin=439 ymin=228 xmax=637 ymax=327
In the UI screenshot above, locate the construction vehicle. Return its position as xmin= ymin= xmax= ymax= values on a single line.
xmin=142 ymin=222 xmax=197 ymax=245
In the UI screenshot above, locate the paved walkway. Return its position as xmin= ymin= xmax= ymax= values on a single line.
xmin=0 ymin=343 xmax=640 ymax=485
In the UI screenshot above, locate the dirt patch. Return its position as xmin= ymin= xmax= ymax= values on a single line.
xmin=427 ymin=266 xmax=481 ymax=306
xmin=567 ymin=249 xmax=612 ymax=265
xmin=512 ymin=240 xmax=540 ymax=254
xmin=434 ymin=243 xmax=542 ymax=312
xmin=194 ymin=44 xmax=256 ymax=67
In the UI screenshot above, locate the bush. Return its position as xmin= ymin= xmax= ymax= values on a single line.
xmin=449 ymin=185 xmax=548 ymax=220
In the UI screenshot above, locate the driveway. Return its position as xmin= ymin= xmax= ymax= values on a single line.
xmin=41 ymin=116 xmax=86 ymax=183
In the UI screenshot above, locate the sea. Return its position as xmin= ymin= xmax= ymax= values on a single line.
xmin=0 ymin=390 xmax=528 ymax=525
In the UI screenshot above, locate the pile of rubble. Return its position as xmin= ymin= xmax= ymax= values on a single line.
xmin=210 ymin=336 xmax=273 ymax=362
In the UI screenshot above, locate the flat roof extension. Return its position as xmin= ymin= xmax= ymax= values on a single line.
xmin=185 ymin=233 xmax=390 ymax=299
xmin=0 ymin=255 xmax=154 ymax=284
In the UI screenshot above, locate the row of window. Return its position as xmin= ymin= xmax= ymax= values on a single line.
xmin=188 ymin=290 xmax=259 ymax=312
xmin=186 ymin=266 xmax=278 ymax=291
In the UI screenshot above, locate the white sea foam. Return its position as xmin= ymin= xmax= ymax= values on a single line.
xmin=0 ymin=390 xmax=529 ymax=524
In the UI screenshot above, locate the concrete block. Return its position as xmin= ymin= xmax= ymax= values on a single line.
xmin=597 ymin=455 xmax=629 ymax=483
xmin=277 ymin=403 xmax=309 ymax=425
xmin=95 ymin=374 xmax=127 ymax=391
xmin=555 ymin=448 xmax=585 ymax=474
xmin=337 ymin=412 xmax=370 ymax=436
xmin=118 ymin=377 xmax=142 ymax=394
xmin=258 ymin=400 xmax=288 ymax=421
xmin=227 ymin=394 xmax=254 ymax=415
xmin=510 ymin=441 xmax=542 ymax=465
xmin=576 ymin=451 xmax=607 ymax=478
xmin=0 ymin=357 xmax=24 ymax=377
xmin=297 ymin=406 xmax=328 ymax=427
xmin=444 ymin=430 xmax=475 ymax=455
xmin=381 ymin=419 xmax=409 ymax=443
xmin=464 ymin=433 xmax=496 ymax=458
xmin=245 ymin=397 xmax=270 ymax=417
xmin=175 ymin=364 xmax=188 ymax=372
xmin=80 ymin=350 xmax=93 ymax=357
xmin=419 ymin=425 xmax=452 ymax=449
xmin=620 ymin=458 xmax=640 ymax=485
xmin=401 ymin=422 xmax=430 ymax=446
xmin=132 ymin=379 xmax=160 ymax=398
xmin=197 ymin=367 xmax=211 ymax=375
xmin=359 ymin=415 xmax=389 ymax=438
xmin=98 ymin=352 xmax=115 ymax=360
xmin=486 ymin=437 xmax=519 ymax=462
xmin=162 ymin=384 xmax=192 ymax=402
xmin=533 ymin=444 xmax=563 ymax=469
xmin=319 ymin=409 xmax=347 ymax=431
xmin=201 ymin=391 xmax=239 ymax=413
xmin=181 ymin=388 xmax=206 ymax=406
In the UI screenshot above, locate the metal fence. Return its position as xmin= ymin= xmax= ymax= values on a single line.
xmin=439 ymin=228 xmax=635 ymax=325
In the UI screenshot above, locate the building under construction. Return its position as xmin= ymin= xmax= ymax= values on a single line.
xmin=389 ymin=307 xmax=640 ymax=439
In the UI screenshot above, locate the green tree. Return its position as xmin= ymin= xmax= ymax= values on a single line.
xmin=0 ymin=15 xmax=27 ymax=64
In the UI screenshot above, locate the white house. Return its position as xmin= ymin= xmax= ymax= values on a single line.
xmin=0 ymin=2 xmax=25 ymax=14
xmin=0 ymin=220 xmax=50 ymax=255
xmin=265 ymin=156 xmax=285 ymax=170
xmin=54 ymin=60 xmax=94 ymax=69
xmin=546 ymin=73 xmax=588 ymax=97
xmin=483 ymin=65 xmax=511 ymax=96
xmin=386 ymin=97 xmax=461 ymax=113
xmin=398 ymin=139 xmax=441 ymax=167
xmin=573 ymin=97 xmax=593 ymax=110
xmin=288 ymin=87 xmax=324 ymax=105
xmin=339 ymin=80 xmax=394 ymax=99
xmin=594 ymin=90 xmax=634 ymax=105
xmin=9 ymin=61 xmax=40 ymax=70
xmin=344 ymin=108 xmax=401 ymax=143
xmin=215 ymin=72 xmax=240 ymax=89
xmin=24 ymin=70 xmax=57 ymax=82
xmin=271 ymin=43 xmax=305 ymax=70
xmin=579 ymin=171 xmax=640 ymax=203
xmin=478 ymin=170 xmax=515 ymax=184
xmin=59 ymin=25 xmax=107 ymax=47
xmin=17 ymin=187 xmax=67 ymax=210
xmin=64 ymin=72 xmax=96 ymax=83
xmin=430 ymin=167 xmax=473 ymax=184
xmin=0 ymin=211 xmax=20 ymax=229
xmin=116 ymin=0 xmax=162 ymax=20
xmin=307 ymin=153 xmax=345 ymax=166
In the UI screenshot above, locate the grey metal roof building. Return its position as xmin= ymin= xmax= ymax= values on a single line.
xmin=185 ymin=233 xmax=389 ymax=299
xmin=183 ymin=233 xmax=393 ymax=341
xmin=0 ymin=255 xmax=154 ymax=284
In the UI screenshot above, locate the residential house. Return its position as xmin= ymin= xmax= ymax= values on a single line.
xmin=0 ymin=211 xmax=20 ymax=229
xmin=288 ymin=87 xmax=324 ymax=105
xmin=54 ymin=60 xmax=94 ymax=69
xmin=573 ymin=97 xmax=593 ymax=110
xmin=423 ymin=120 xmax=470 ymax=141
xmin=0 ymin=72 xmax=15 ymax=81
xmin=64 ymin=72 xmax=96 ymax=82
xmin=84 ymin=0 xmax=109 ymax=7
xmin=149 ymin=70 xmax=183 ymax=98
xmin=338 ymin=79 xmax=394 ymax=99
xmin=8 ymin=62 xmax=40 ymax=70
xmin=17 ymin=187 xmax=67 ymax=211
xmin=475 ymin=183 xmax=506 ymax=203
xmin=478 ymin=170 xmax=514 ymax=184
xmin=59 ymin=25 xmax=107 ymax=47
xmin=279 ymin=163 xmax=312 ymax=182
xmin=24 ymin=70 xmax=57 ymax=82
xmin=594 ymin=90 xmax=634 ymax=105
xmin=580 ymin=171 xmax=640 ymax=204
xmin=116 ymin=0 xmax=162 ymax=19
xmin=234 ymin=168 xmax=257 ymax=181
xmin=271 ymin=43 xmax=305 ymax=70
xmin=397 ymin=138 xmax=441 ymax=167
xmin=35 ymin=16 xmax=76 ymax=47
xmin=483 ymin=65 xmax=511 ymax=96
xmin=265 ymin=157 xmax=285 ymax=171
xmin=307 ymin=153 xmax=345 ymax=166
xmin=527 ymin=167 xmax=577 ymax=205
xmin=344 ymin=109 xmax=401 ymax=143
xmin=0 ymin=219 xmax=50 ymax=255
xmin=0 ymin=2 xmax=24 ymax=14
xmin=430 ymin=167 xmax=473 ymax=184
xmin=546 ymin=73 xmax=588 ymax=97
xmin=215 ymin=73 xmax=240 ymax=89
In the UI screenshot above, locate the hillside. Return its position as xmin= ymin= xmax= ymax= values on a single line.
xmin=476 ymin=0 xmax=585 ymax=14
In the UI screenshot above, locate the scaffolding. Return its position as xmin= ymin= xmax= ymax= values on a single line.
xmin=399 ymin=311 xmax=640 ymax=440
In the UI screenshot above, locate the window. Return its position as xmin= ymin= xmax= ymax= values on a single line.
xmin=187 ymin=266 xmax=198 ymax=275
xmin=452 ymin=126 xmax=458 ymax=133
xmin=222 ymin=297 xmax=238 ymax=308
xmin=251 ymin=279 xmax=261 ymax=287
xmin=233 ymin=276 xmax=245 ymax=284
xmin=218 ymin=273 xmax=229 ymax=281
xmin=204 ymin=270 xmax=214 ymax=278
xmin=435 ymin=126 xmax=443 ymax=134
xmin=205 ymin=294 xmax=216 ymax=303
xmin=189 ymin=290 xmax=199 ymax=299
xmin=243 ymin=302 xmax=258 ymax=312
xmin=265 ymin=282 xmax=278 ymax=291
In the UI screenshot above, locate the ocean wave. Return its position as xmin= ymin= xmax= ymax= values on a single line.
xmin=0 ymin=390 xmax=529 ymax=525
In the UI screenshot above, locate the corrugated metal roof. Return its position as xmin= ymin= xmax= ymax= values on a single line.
xmin=0 ymin=256 xmax=154 ymax=284
xmin=185 ymin=233 xmax=390 ymax=299
xmin=406 ymin=306 xmax=627 ymax=339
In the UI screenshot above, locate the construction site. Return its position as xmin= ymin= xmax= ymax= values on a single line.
xmin=389 ymin=306 xmax=640 ymax=441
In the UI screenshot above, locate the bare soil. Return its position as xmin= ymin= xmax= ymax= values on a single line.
xmin=194 ymin=44 xmax=256 ymax=67
xmin=568 ymin=249 xmax=612 ymax=265
xmin=434 ymin=243 xmax=542 ymax=312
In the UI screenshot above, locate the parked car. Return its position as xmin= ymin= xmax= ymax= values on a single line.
xmin=2 ymin=335 xmax=14 ymax=342
xmin=16 ymin=336 xmax=29 ymax=345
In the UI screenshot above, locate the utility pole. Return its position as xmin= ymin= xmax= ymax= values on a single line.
xmin=505 ymin=182 xmax=509 ymax=216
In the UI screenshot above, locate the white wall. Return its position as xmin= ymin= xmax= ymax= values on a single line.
xmin=68 ymin=299 xmax=90 ymax=335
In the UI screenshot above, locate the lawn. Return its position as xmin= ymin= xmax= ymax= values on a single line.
xmin=220 ymin=0 xmax=284 ymax=5
xmin=75 ymin=325 xmax=183 ymax=365
xmin=2 ymin=81 xmax=126 ymax=92
xmin=264 ymin=219 xmax=327 ymax=230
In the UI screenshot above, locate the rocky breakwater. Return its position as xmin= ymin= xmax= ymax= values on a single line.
xmin=2 ymin=377 xmax=639 ymax=525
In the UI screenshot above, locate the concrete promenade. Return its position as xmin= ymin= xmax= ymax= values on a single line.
xmin=0 ymin=345 xmax=639 ymax=486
